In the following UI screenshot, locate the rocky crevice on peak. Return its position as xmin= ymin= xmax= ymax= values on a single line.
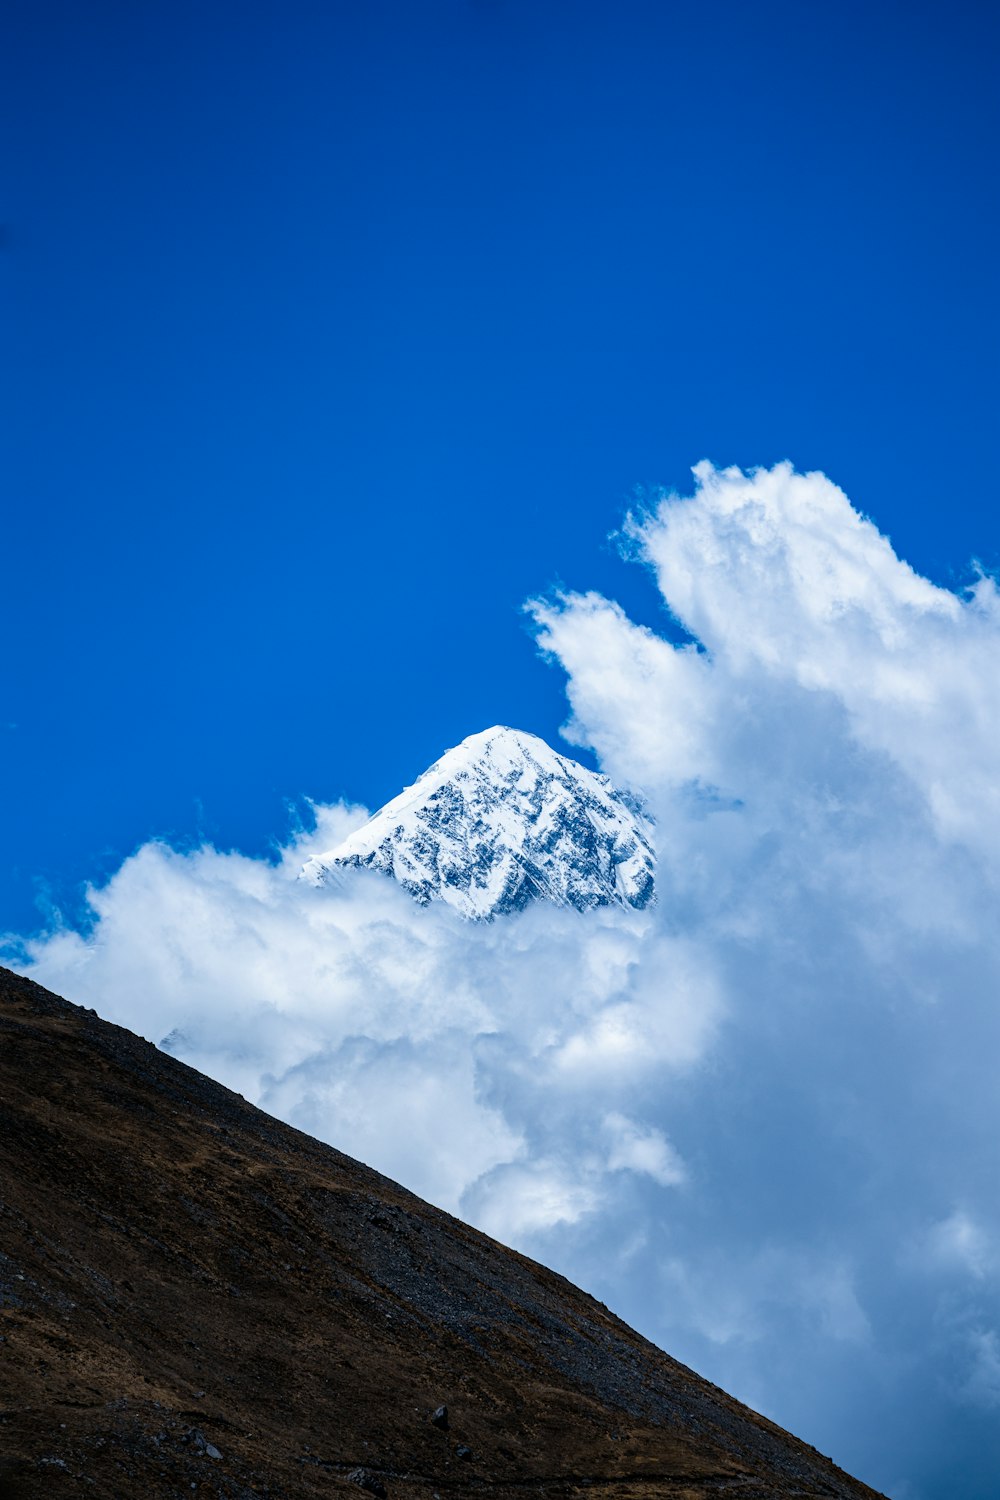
xmin=300 ymin=726 xmax=655 ymax=920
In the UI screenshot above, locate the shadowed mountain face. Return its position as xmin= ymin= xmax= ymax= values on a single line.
xmin=0 ymin=967 xmax=885 ymax=1500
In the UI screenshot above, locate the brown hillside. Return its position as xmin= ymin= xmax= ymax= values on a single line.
xmin=0 ymin=967 xmax=886 ymax=1499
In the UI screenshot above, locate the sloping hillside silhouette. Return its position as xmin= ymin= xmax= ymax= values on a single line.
xmin=0 ymin=967 xmax=886 ymax=1499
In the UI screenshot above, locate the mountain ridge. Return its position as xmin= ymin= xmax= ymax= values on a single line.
xmin=0 ymin=964 xmax=887 ymax=1499
xmin=300 ymin=726 xmax=655 ymax=920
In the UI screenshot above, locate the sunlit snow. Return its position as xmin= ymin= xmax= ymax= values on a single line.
xmin=300 ymin=725 xmax=655 ymax=920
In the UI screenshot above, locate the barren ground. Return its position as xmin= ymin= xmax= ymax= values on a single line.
xmin=0 ymin=967 xmax=886 ymax=1499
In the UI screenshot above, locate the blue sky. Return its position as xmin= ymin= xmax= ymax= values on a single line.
xmin=3 ymin=0 xmax=997 ymax=934
xmin=5 ymin=6 xmax=1000 ymax=1497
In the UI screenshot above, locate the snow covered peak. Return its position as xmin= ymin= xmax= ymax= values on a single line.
xmin=300 ymin=726 xmax=655 ymax=920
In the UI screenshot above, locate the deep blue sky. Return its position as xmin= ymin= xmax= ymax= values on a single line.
xmin=3 ymin=0 xmax=997 ymax=935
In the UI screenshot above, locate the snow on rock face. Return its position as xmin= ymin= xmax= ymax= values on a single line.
xmin=300 ymin=726 xmax=655 ymax=920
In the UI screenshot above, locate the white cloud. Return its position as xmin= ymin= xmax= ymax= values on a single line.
xmin=603 ymin=1111 xmax=686 ymax=1187
xmin=914 ymin=1211 xmax=993 ymax=1281
xmin=537 ymin=462 xmax=1000 ymax=864
xmin=465 ymin=1159 xmax=601 ymax=1241
xmin=13 ymin=461 xmax=1000 ymax=1497
xmin=14 ymin=826 xmax=708 ymax=1221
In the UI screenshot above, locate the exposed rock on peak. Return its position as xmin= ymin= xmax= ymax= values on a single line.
xmin=300 ymin=725 xmax=655 ymax=920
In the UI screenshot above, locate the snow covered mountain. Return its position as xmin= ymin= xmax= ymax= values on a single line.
xmin=300 ymin=726 xmax=655 ymax=920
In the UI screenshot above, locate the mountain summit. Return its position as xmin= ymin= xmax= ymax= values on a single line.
xmin=300 ymin=726 xmax=655 ymax=919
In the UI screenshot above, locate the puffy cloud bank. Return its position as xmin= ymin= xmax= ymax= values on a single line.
xmin=15 ymin=463 xmax=1000 ymax=1498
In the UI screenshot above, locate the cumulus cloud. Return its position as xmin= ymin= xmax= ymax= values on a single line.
xmin=13 ymin=819 xmax=716 ymax=1221
xmin=12 ymin=461 xmax=1000 ymax=1498
xmin=603 ymin=1111 xmax=686 ymax=1187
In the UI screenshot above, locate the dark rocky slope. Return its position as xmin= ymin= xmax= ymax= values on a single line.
xmin=0 ymin=967 xmax=886 ymax=1499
